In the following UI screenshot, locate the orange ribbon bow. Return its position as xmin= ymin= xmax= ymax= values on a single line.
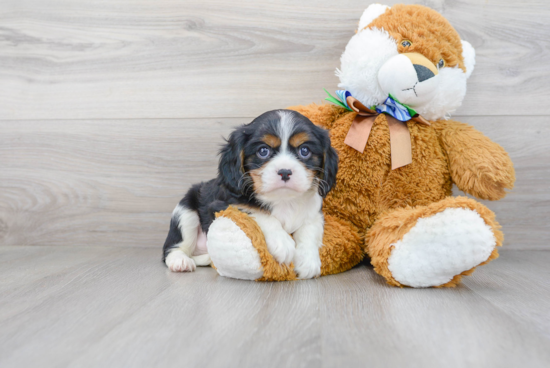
xmin=343 ymin=96 xmax=431 ymax=170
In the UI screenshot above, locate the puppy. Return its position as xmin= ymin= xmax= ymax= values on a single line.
xmin=162 ymin=109 xmax=338 ymax=279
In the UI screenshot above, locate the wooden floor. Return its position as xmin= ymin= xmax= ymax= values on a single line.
xmin=1 ymin=247 xmax=549 ymax=368
xmin=1 ymin=1 xmax=549 ymax=367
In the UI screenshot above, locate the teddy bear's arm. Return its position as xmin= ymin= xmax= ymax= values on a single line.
xmin=287 ymin=103 xmax=347 ymax=130
xmin=433 ymin=119 xmax=515 ymax=200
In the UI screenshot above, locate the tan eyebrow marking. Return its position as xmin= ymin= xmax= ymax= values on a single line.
xmin=261 ymin=134 xmax=281 ymax=148
xmin=240 ymin=150 xmax=245 ymax=173
xmin=289 ymin=132 xmax=310 ymax=148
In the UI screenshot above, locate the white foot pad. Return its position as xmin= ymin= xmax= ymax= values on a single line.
xmin=166 ymin=250 xmax=196 ymax=272
xmin=264 ymin=230 xmax=295 ymax=266
xmin=293 ymin=247 xmax=321 ymax=279
xmin=387 ymin=208 xmax=496 ymax=288
xmin=207 ymin=217 xmax=263 ymax=280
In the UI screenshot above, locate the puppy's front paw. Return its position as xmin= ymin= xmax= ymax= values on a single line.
xmin=293 ymin=248 xmax=321 ymax=279
xmin=165 ymin=250 xmax=196 ymax=272
xmin=264 ymin=231 xmax=295 ymax=265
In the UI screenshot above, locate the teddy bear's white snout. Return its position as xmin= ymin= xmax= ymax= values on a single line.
xmin=378 ymin=53 xmax=440 ymax=107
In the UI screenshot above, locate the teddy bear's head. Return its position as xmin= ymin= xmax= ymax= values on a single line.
xmin=337 ymin=4 xmax=475 ymax=121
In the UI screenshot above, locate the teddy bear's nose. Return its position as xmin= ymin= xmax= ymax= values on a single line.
xmin=414 ymin=64 xmax=436 ymax=82
xmin=401 ymin=53 xmax=439 ymax=82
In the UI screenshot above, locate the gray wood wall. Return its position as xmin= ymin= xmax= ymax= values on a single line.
xmin=1 ymin=0 xmax=548 ymax=250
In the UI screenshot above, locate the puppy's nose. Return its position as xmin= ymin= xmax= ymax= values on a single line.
xmin=277 ymin=169 xmax=292 ymax=182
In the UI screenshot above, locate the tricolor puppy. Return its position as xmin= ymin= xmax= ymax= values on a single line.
xmin=162 ymin=110 xmax=338 ymax=279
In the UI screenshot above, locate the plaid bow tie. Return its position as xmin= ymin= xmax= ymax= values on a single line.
xmin=325 ymin=90 xmax=430 ymax=170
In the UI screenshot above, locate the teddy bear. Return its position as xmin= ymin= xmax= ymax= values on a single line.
xmin=205 ymin=3 xmax=515 ymax=287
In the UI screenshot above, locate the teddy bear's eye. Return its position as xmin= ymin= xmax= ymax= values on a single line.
xmin=437 ymin=59 xmax=445 ymax=69
xmin=401 ymin=40 xmax=412 ymax=47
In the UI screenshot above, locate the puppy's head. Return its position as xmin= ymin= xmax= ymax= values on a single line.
xmin=219 ymin=110 xmax=338 ymax=202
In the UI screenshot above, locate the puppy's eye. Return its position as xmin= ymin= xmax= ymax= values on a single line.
xmin=298 ymin=146 xmax=311 ymax=159
xmin=257 ymin=146 xmax=270 ymax=159
xmin=401 ymin=40 xmax=412 ymax=47
xmin=437 ymin=59 xmax=445 ymax=69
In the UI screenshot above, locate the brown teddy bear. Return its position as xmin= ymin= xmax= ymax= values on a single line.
xmin=206 ymin=4 xmax=515 ymax=287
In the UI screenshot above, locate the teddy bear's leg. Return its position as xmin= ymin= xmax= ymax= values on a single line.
xmin=207 ymin=206 xmax=364 ymax=281
xmin=319 ymin=214 xmax=364 ymax=276
xmin=366 ymin=197 xmax=503 ymax=288
xmin=207 ymin=206 xmax=297 ymax=281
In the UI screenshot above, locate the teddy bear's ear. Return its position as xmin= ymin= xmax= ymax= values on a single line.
xmin=461 ymin=40 xmax=476 ymax=78
xmin=357 ymin=4 xmax=391 ymax=31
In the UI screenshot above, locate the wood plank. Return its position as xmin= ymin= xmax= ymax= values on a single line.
xmin=0 ymin=246 xmax=124 ymax=322
xmin=0 ymin=118 xmax=243 ymax=248
xmin=465 ymin=250 xmax=550 ymax=340
xmin=0 ymin=0 xmax=548 ymax=120
xmin=1 ymin=115 xmax=547 ymax=249
xmin=0 ymin=246 xmax=321 ymax=368
xmin=67 ymin=270 xmax=322 ymax=368
xmin=0 ymin=247 xmax=549 ymax=368
xmin=0 ymin=247 xmax=178 ymax=368
xmin=319 ymin=262 xmax=550 ymax=368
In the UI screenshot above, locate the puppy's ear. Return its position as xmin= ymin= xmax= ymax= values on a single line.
xmin=309 ymin=122 xmax=339 ymax=197
xmin=319 ymin=145 xmax=338 ymax=197
xmin=219 ymin=127 xmax=247 ymax=194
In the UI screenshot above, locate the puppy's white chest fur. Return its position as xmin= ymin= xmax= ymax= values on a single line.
xmin=252 ymin=188 xmax=325 ymax=279
xmin=269 ymin=189 xmax=323 ymax=234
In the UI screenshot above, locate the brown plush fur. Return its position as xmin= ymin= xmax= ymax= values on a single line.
xmin=291 ymin=105 xmax=454 ymax=232
xmin=211 ymin=4 xmax=515 ymax=287
xmin=432 ymin=120 xmax=515 ymax=200
xmin=367 ymin=5 xmax=466 ymax=72
xmin=319 ymin=214 xmax=364 ymax=276
xmin=212 ymin=207 xmax=364 ymax=281
xmin=286 ymin=103 xmax=513 ymax=285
